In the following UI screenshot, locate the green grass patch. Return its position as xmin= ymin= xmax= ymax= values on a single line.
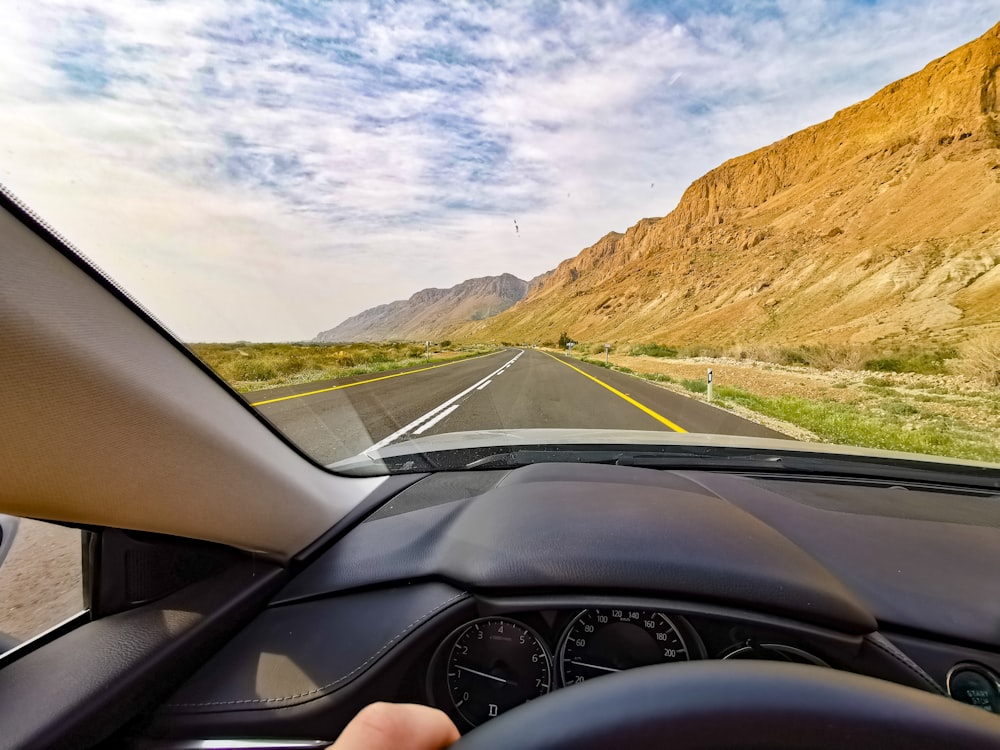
xmin=881 ymin=400 xmax=921 ymax=416
xmin=629 ymin=343 xmax=679 ymax=358
xmin=638 ymin=372 xmax=675 ymax=384
xmin=681 ymin=378 xmax=708 ymax=394
xmin=714 ymin=385 xmax=1000 ymax=463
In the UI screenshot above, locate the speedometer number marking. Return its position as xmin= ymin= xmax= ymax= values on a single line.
xmin=559 ymin=609 xmax=690 ymax=686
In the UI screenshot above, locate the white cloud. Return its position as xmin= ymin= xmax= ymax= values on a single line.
xmin=0 ymin=0 xmax=997 ymax=340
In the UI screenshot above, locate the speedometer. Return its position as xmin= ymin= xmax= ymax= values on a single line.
xmin=558 ymin=608 xmax=690 ymax=685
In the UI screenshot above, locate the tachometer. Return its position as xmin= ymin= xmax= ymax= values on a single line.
xmin=559 ymin=608 xmax=690 ymax=685
xmin=446 ymin=617 xmax=552 ymax=727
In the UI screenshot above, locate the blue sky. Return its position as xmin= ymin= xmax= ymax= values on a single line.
xmin=0 ymin=1 xmax=997 ymax=340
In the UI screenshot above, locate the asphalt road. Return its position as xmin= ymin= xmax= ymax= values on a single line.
xmin=251 ymin=348 xmax=785 ymax=466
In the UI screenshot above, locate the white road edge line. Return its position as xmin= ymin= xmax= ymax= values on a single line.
xmin=364 ymin=349 xmax=523 ymax=455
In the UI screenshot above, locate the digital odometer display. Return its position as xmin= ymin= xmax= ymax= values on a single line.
xmin=446 ymin=617 xmax=552 ymax=727
xmin=559 ymin=608 xmax=690 ymax=685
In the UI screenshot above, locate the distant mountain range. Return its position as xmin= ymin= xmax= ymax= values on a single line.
xmin=319 ymin=21 xmax=1000 ymax=348
xmin=315 ymin=273 xmax=533 ymax=342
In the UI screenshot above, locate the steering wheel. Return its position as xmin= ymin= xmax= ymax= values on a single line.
xmin=450 ymin=661 xmax=1000 ymax=749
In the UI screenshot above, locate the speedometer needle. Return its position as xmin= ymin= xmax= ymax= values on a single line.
xmin=570 ymin=660 xmax=622 ymax=673
xmin=455 ymin=665 xmax=510 ymax=684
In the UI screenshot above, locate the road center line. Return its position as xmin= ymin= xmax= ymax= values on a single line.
xmin=476 ymin=379 xmax=492 ymax=390
xmin=365 ymin=349 xmax=524 ymax=454
xmin=539 ymin=351 xmax=687 ymax=433
xmin=249 ymin=350 xmax=504 ymax=407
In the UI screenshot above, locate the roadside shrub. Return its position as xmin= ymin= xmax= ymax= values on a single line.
xmin=777 ymin=348 xmax=810 ymax=366
xmin=864 ymin=376 xmax=895 ymax=388
xmin=330 ymin=350 xmax=357 ymax=367
xmin=961 ymin=335 xmax=1000 ymax=387
xmin=275 ymin=356 xmax=305 ymax=376
xmin=864 ymin=357 xmax=905 ymax=373
xmin=227 ymin=359 xmax=277 ymax=382
xmin=630 ymin=343 xmax=678 ymax=358
xmin=863 ymin=348 xmax=957 ymax=375
xmin=805 ymin=344 xmax=868 ymax=371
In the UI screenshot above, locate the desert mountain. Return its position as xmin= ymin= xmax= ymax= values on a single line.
xmin=454 ymin=21 xmax=1000 ymax=348
xmin=316 ymin=273 xmax=529 ymax=342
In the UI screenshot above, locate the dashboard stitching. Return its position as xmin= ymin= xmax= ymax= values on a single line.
xmin=166 ymin=591 xmax=470 ymax=708
xmin=865 ymin=633 xmax=945 ymax=695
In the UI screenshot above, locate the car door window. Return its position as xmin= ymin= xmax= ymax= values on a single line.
xmin=0 ymin=516 xmax=84 ymax=655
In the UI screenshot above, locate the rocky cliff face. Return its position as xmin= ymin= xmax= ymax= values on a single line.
xmin=315 ymin=273 xmax=529 ymax=342
xmin=454 ymin=21 xmax=1000 ymax=347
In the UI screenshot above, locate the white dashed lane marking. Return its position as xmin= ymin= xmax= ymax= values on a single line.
xmin=364 ymin=350 xmax=523 ymax=454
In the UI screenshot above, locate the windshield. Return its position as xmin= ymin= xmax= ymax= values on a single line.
xmin=3 ymin=2 xmax=999 ymax=475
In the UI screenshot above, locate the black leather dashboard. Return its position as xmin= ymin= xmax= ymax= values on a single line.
xmin=148 ymin=462 xmax=1000 ymax=741
xmin=276 ymin=463 xmax=875 ymax=631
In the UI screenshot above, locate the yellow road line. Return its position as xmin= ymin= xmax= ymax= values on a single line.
xmin=249 ymin=351 xmax=504 ymax=407
xmin=540 ymin=351 xmax=687 ymax=433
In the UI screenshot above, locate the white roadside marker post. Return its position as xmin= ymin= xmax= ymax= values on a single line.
xmin=707 ymin=368 xmax=714 ymax=402
xmin=605 ymin=342 xmax=611 ymax=365
xmin=567 ymin=342 xmax=575 ymax=357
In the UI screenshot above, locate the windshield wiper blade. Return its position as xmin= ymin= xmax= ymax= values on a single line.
xmin=464 ymin=446 xmax=789 ymax=471
xmin=465 ymin=448 xmax=625 ymax=469
xmin=615 ymin=452 xmax=786 ymax=470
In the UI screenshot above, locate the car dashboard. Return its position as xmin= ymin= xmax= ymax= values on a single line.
xmin=141 ymin=461 xmax=1000 ymax=743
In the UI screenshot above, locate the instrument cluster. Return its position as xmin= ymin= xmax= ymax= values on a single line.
xmin=427 ymin=606 xmax=829 ymax=728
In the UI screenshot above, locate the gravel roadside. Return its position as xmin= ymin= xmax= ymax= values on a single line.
xmin=0 ymin=519 xmax=83 ymax=647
